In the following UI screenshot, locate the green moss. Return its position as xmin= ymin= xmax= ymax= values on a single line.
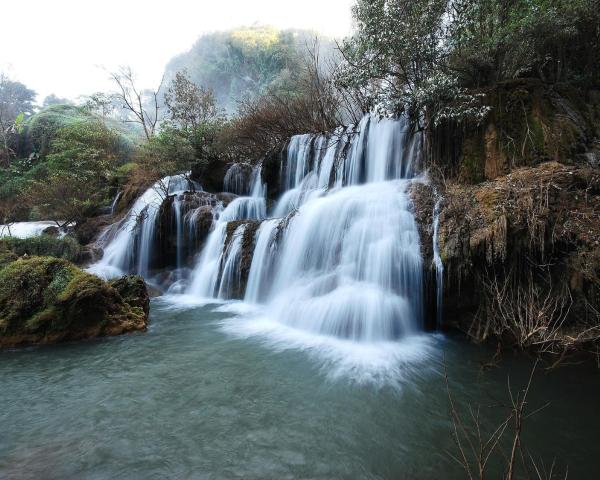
xmin=459 ymin=135 xmax=485 ymax=184
xmin=0 ymin=256 xmax=149 ymax=346
xmin=0 ymin=248 xmax=18 ymax=269
xmin=109 ymin=276 xmax=149 ymax=316
xmin=0 ymin=257 xmax=73 ymax=327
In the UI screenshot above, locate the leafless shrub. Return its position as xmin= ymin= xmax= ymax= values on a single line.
xmin=470 ymin=271 xmax=574 ymax=354
xmin=446 ymin=361 xmax=568 ymax=480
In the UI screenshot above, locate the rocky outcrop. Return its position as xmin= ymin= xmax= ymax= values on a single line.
xmin=109 ymin=276 xmax=150 ymax=317
xmin=191 ymin=159 xmax=229 ymax=193
xmin=427 ymin=79 xmax=600 ymax=183
xmin=0 ymin=257 xmax=149 ymax=348
xmin=426 ymin=162 xmax=600 ymax=353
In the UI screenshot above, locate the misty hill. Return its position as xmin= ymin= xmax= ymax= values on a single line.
xmin=163 ymin=26 xmax=335 ymax=114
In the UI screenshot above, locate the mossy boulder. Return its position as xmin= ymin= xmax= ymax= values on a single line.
xmin=0 ymin=257 xmax=149 ymax=348
xmin=109 ymin=276 xmax=150 ymax=316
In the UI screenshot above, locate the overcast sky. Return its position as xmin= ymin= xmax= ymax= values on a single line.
xmin=0 ymin=0 xmax=354 ymax=103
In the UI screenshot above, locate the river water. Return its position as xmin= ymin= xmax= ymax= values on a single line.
xmin=1 ymin=300 xmax=598 ymax=479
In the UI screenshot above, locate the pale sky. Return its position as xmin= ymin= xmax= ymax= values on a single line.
xmin=0 ymin=0 xmax=354 ymax=103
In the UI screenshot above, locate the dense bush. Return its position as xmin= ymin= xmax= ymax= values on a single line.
xmin=21 ymin=104 xmax=135 ymax=159
xmin=0 ymin=235 xmax=82 ymax=263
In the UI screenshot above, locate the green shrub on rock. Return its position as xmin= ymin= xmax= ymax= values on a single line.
xmin=0 ymin=235 xmax=82 ymax=262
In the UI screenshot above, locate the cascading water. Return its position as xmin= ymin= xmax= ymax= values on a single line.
xmin=185 ymin=165 xmax=266 ymax=297
xmin=89 ymin=174 xmax=200 ymax=280
xmin=432 ymin=194 xmax=444 ymax=327
xmin=91 ymin=114 xmax=433 ymax=382
xmin=236 ymin=115 xmax=425 ymax=342
xmin=185 ymin=115 xmax=425 ymax=347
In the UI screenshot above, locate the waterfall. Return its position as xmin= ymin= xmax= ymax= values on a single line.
xmin=88 ymin=174 xmax=200 ymax=279
xmin=244 ymin=219 xmax=279 ymax=303
xmin=110 ymin=191 xmax=122 ymax=215
xmin=92 ymin=114 xmax=429 ymax=347
xmin=186 ymin=165 xmax=266 ymax=296
xmin=432 ymin=195 xmax=444 ymax=327
xmin=190 ymin=114 xmax=425 ymax=343
xmin=223 ymin=163 xmax=254 ymax=195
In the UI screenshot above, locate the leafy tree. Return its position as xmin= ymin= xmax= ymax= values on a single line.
xmin=134 ymin=126 xmax=196 ymax=186
xmin=446 ymin=0 xmax=600 ymax=85
xmin=165 ymin=71 xmax=221 ymax=131
xmin=26 ymin=120 xmax=120 ymax=226
xmin=336 ymin=0 xmax=600 ymax=126
xmin=0 ymin=74 xmax=36 ymax=166
xmin=81 ymin=92 xmax=116 ymax=118
xmin=154 ymin=72 xmax=226 ymax=183
xmin=0 ymin=176 xmax=29 ymax=228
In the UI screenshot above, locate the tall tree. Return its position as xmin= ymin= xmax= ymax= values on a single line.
xmin=0 ymin=74 xmax=36 ymax=166
xmin=110 ymin=67 xmax=163 ymax=140
xmin=164 ymin=71 xmax=220 ymax=131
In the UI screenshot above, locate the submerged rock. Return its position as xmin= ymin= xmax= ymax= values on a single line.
xmin=0 ymin=257 xmax=149 ymax=348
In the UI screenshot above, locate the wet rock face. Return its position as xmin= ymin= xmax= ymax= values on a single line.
xmin=191 ymin=159 xmax=229 ymax=193
xmin=221 ymin=220 xmax=261 ymax=299
xmin=435 ymin=162 xmax=600 ymax=345
xmin=223 ymin=163 xmax=255 ymax=195
xmin=409 ymin=181 xmax=441 ymax=331
xmin=153 ymin=191 xmax=237 ymax=270
xmin=428 ymin=80 xmax=600 ymax=184
xmin=261 ymin=144 xmax=286 ymax=203
xmin=0 ymin=257 xmax=149 ymax=348
xmin=410 ymin=182 xmax=435 ymax=264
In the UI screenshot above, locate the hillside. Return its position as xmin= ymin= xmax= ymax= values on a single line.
xmin=163 ymin=26 xmax=335 ymax=113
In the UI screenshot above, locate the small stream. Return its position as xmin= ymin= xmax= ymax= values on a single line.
xmin=1 ymin=300 xmax=598 ymax=480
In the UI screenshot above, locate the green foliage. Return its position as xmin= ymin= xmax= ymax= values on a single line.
xmin=0 ymin=248 xmax=17 ymax=270
xmin=337 ymin=0 xmax=600 ymax=125
xmin=23 ymin=104 xmax=90 ymax=157
xmin=114 ymin=161 xmax=139 ymax=184
xmin=21 ymin=104 xmax=137 ymax=161
xmin=0 ymin=74 xmax=36 ymax=165
xmin=0 ymin=173 xmax=29 ymax=222
xmin=447 ymin=0 xmax=600 ymax=86
xmin=135 ymin=126 xmax=196 ymax=182
xmin=136 ymin=70 xmax=226 ymax=184
xmin=25 ymin=119 xmax=123 ymax=224
xmin=0 ymin=235 xmax=82 ymax=263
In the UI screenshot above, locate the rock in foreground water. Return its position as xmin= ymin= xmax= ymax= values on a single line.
xmin=0 ymin=257 xmax=149 ymax=348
